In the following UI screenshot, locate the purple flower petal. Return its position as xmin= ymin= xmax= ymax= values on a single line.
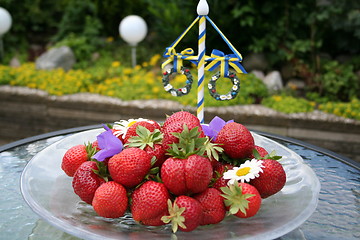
xmin=93 ymin=126 xmax=123 ymax=162
xmin=201 ymin=124 xmax=216 ymax=140
xmin=201 ymin=116 xmax=234 ymax=141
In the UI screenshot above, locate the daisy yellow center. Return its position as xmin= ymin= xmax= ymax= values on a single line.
xmin=236 ymin=167 xmax=251 ymax=176
xmin=128 ymin=121 xmax=137 ymax=127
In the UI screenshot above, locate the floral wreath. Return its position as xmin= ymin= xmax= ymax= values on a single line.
xmin=162 ymin=66 xmax=193 ymax=97
xmin=208 ymin=71 xmax=240 ymax=101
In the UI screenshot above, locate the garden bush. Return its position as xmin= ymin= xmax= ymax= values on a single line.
xmin=262 ymin=95 xmax=315 ymax=114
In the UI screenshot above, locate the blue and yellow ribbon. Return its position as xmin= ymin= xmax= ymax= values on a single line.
xmin=162 ymin=48 xmax=198 ymax=72
xmin=205 ymin=49 xmax=247 ymax=77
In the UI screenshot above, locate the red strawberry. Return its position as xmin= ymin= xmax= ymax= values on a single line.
xmin=92 ymin=181 xmax=128 ymax=218
xmin=92 ymin=140 xmax=101 ymax=151
xmin=161 ymin=125 xmax=212 ymax=195
xmin=213 ymin=177 xmax=229 ymax=192
xmin=221 ymin=182 xmax=262 ymax=218
xmin=108 ymin=148 xmax=151 ymax=188
xmin=125 ymin=125 xmax=167 ymax=168
xmin=72 ymin=161 xmax=106 ymax=204
xmin=161 ymin=154 xmax=213 ymax=195
xmin=162 ymin=111 xmax=199 ymax=129
xmin=249 ymin=159 xmax=286 ymax=198
xmin=61 ymin=144 xmax=96 ymax=177
xmin=250 ymin=145 xmax=268 ymax=159
xmin=123 ymin=120 xmax=161 ymax=144
xmin=212 ymin=162 xmax=233 ymax=191
xmin=162 ymin=196 xmax=203 ymax=232
xmin=131 ymin=181 xmax=170 ymax=226
xmin=193 ymin=188 xmax=226 ymax=225
xmin=162 ymin=111 xmax=205 ymax=150
xmin=215 ymin=122 xmax=255 ymax=159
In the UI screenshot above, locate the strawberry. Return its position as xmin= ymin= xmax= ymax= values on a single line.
xmin=211 ymin=162 xmax=233 ymax=191
xmin=131 ymin=181 xmax=170 ymax=226
xmin=221 ymin=182 xmax=262 ymax=218
xmin=215 ymin=122 xmax=255 ymax=159
xmin=249 ymin=159 xmax=286 ymax=198
xmin=125 ymin=125 xmax=167 ymax=168
xmin=92 ymin=140 xmax=101 ymax=151
xmin=61 ymin=143 xmax=97 ymax=177
xmin=250 ymin=145 xmax=268 ymax=159
xmin=161 ymin=196 xmax=203 ymax=233
xmin=162 ymin=111 xmax=205 ymax=150
xmin=92 ymin=181 xmax=128 ymax=218
xmin=123 ymin=120 xmax=161 ymax=144
xmin=161 ymin=125 xmax=213 ymax=195
xmin=108 ymin=147 xmax=152 ymax=188
xmin=72 ymin=161 xmax=106 ymax=204
xmin=161 ymin=154 xmax=213 ymax=195
xmin=193 ymin=188 xmax=226 ymax=225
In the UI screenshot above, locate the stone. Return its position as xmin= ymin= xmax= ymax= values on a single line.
xmin=35 ymin=46 xmax=76 ymax=71
xmin=242 ymin=53 xmax=268 ymax=71
xmin=263 ymin=71 xmax=283 ymax=92
xmin=9 ymin=57 xmax=21 ymax=67
xmin=251 ymin=70 xmax=265 ymax=81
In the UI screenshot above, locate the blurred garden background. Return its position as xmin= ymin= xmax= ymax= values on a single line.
xmin=0 ymin=0 xmax=359 ymax=121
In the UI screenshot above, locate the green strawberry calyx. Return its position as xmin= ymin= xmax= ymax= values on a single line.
xmin=92 ymin=160 xmax=110 ymax=182
xmin=85 ymin=142 xmax=98 ymax=159
xmin=161 ymin=199 xmax=187 ymax=233
xmin=125 ymin=125 xmax=163 ymax=149
xmin=220 ymin=184 xmax=255 ymax=216
xmin=253 ymin=149 xmax=282 ymax=161
xmin=204 ymin=137 xmax=223 ymax=161
xmin=167 ymin=124 xmax=207 ymax=159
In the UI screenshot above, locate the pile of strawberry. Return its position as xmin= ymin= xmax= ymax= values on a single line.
xmin=61 ymin=111 xmax=286 ymax=233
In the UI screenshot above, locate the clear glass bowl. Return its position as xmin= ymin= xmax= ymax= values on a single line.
xmin=20 ymin=129 xmax=320 ymax=240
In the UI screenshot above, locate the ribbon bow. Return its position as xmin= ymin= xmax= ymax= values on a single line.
xmin=162 ymin=48 xmax=198 ymax=72
xmin=205 ymin=49 xmax=247 ymax=77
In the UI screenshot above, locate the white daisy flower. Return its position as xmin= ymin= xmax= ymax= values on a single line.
xmin=113 ymin=118 xmax=152 ymax=137
xmin=232 ymin=85 xmax=238 ymax=91
xmin=170 ymin=90 xmax=177 ymax=96
xmin=208 ymin=83 xmax=212 ymax=89
xmin=220 ymin=95 xmax=227 ymax=100
xmin=181 ymin=88 xmax=187 ymax=93
xmin=164 ymin=84 xmax=173 ymax=91
xmin=223 ymin=159 xmax=264 ymax=185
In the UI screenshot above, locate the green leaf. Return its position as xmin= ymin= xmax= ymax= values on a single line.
xmin=252 ymin=148 xmax=261 ymax=159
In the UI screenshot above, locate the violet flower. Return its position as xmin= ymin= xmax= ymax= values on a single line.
xmin=93 ymin=125 xmax=123 ymax=162
xmin=201 ymin=116 xmax=234 ymax=141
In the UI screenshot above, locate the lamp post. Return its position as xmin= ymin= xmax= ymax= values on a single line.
xmin=119 ymin=15 xmax=147 ymax=68
xmin=0 ymin=7 xmax=12 ymax=63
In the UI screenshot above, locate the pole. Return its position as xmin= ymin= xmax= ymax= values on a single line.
xmin=131 ymin=45 xmax=137 ymax=68
xmin=0 ymin=36 xmax=4 ymax=63
xmin=196 ymin=0 xmax=209 ymax=124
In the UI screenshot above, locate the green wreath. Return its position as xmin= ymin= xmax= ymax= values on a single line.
xmin=208 ymin=71 xmax=240 ymax=101
xmin=162 ymin=66 xmax=193 ymax=97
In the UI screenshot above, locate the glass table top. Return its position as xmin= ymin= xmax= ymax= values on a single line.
xmin=0 ymin=128 xmax=359 ymax=240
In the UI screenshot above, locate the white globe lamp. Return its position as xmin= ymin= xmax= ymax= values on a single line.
xmin=119 ymin=15 xmax=147 ymax=67
xmin=0 ymin=7 xmax=12 ymax=62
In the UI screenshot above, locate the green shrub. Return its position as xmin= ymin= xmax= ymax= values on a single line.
xmin=262 ymin=95 xmax=315 ymax=114
xmin=314 ymin=60 xmax=359 ymax=101
xmin=319 ymin=98 xmax=360 ymax=121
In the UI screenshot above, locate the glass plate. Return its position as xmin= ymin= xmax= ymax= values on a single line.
xmin=21 ymin=129 xmax=320 ymax=240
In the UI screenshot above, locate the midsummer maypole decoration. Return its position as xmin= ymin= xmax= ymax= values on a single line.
xmin=196 ymin=0 xmax=209 ymax=123
xmin=161 ymin=0 xmax=247 ymax=123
